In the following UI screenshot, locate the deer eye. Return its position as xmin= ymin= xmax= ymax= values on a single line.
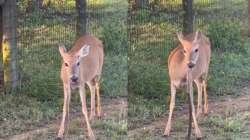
xmin=195 ymin=49 xmax=198 ymax=52
xmin=64 ymin=63 xmax=69 ymax=67
xmin=77 ymin=62 xmax=80 ymax=66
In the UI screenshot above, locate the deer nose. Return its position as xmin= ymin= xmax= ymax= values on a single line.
xmin=71 ymin=76 xmax=78 ymax=82
xmin=187 ymin=62 xmax=195 ymax=68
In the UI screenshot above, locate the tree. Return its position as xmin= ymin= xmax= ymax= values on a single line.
xmin=2 ymin=0 xmax=19 ymax=92
xmin=0 ymin=6 xmax=3 ymax=94
xmin=129 ymin=0 xmax=149 ymax=10
xmin=76 ymin=0 xmax=87 ymax=37
xmin=247 ymin=0 xmax=250 ymax=34
xmin=182 ymin=0 xmax=194 ymax=34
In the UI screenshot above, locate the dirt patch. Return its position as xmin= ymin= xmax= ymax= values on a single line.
xmin=4 ymin=87 xmax=250 ymax=140
xmin=129 ymin=87 xmax=250 ymax=139
xmin=6 ymin=97 xmax=127 ymax=140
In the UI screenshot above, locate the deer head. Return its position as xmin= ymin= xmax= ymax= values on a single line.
xmin=59 ymin=44 xmax=90 ymax=85
xmin=177 ymin=31 xmax=202 ymax=69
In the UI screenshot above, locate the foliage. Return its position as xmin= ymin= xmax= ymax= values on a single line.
xmin=207 ymin=20 xmax=244 ymax=52
xmin=100 ymin=20 xmax=127 ymax=54
xmin=17 ymin=0 xmax=75 ymax=12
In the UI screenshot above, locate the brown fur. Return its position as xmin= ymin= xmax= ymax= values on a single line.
xmin=60 ymin=34 xmax=104 ymax=83
xmin=168 ymin=32 xmax=210 ymax=86
xmin=57 ymin=33 xmax=104 ymax=140
xmin=164 ymin=31 xmax=211 ymax=139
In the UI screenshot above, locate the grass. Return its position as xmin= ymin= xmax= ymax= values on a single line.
xmin=128 ymin=95 xmax=166 ymax=129
xmin=128 ymin=95 xmax=250 ymax=140
xmin=0 ymin=0 xmax=128 ymax=138
xmin=0 ymin=94 xmax=58 ymax=137
xmin=10 ymin=98 xmax=128 ymax=140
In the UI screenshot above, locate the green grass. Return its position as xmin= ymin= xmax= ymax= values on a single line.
xmin=128 ymin=95 xmax=166 ymax=129
xmin=203 ymin=115 xmax=243 ymax=134
xmin=128 ymin=101 xmax=250 ymax=140
xmin=0 ymin=94 xmax=58 ymax=137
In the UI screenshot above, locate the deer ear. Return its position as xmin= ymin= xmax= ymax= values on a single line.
xmin=59 ymin=44 xmax=67 ymax=57
xmin=193 ymin=30 xmax=201 ymax=43
xmin=176 ymin=32 xmax=185 ymax=44
xmin=79 ymin=44 xmax=90 ymax=58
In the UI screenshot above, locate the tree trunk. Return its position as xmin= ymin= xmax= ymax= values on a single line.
xmin=135 ymin=0 xmax=149 ymax=9
xmin=2 ymin=0 xmax=18 ymax=92
xmin=247 ymin=0 xmax=250 ymax=34
xmin=26 ymin=0 xmax=38 ymax=12
xmin=182 ymin=0 xmax=194 ymax=35
xmin=76 ymin=0 xmax=87 ymax=38
xmin=0 ymin=6 xmax=3 ymax=94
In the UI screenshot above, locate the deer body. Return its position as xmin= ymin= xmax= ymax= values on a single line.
xmin=164 ymin=31 xmax=211 ymax=138
xmin=168 ymin=33 xmax=210 ymax=87
xmin=60 ymin=36 xmax=104 ymax=86
xmin=57 ymin=34 xmax=104 ymax=140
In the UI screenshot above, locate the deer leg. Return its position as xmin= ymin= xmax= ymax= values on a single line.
xmin=57 ymin=84 xmax=71 ymax=139
xmin=79 ymin=84 xmax=95 ymax=140
xmin=87 ymin=82 xmax=96 ymax=121
xmin=195 ymin=80 xmax=203 ymax=118
xmin=189 ymin=84 xmax=202 ymax=138
xmin=95 ymin=81 xmax=102 ymax=118
xmin=164 ymin=83 xmax=176 ymax=136
xmin=203 ymin=80 xmax=208 ymax=115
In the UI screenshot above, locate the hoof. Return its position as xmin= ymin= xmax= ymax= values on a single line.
xmin=163 ymin=134 xmax=170 ymax=137
xmin=162 ymin=134 xmax=172 ymax=140
xmin=97 ymin=112 xmax=104 ymax=119
xmin=55 ymin=137 xmax=63 ymax=140
xmin=97 ymin=114 xmax=103 ymax=120
xmin=203 ymin=111 xmax=209 ymax=116
xmin=163 ymin=131 xmax=170 ymax=137
xmin=197 ymin=137 xmax=202 ymax=140
xmin=164 ymin=125 xmax=171 ymax=137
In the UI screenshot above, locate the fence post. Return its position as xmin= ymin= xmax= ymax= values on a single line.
xmin=247 ymin=0 xmax=250 ymax=35
xmin=182 ymin=0 xmax=194 ymax=35
xmin=2 ymin=0 xmax=18 ymax=92
xmin=0 ymin=5 xmax=3 ymax=94
xmin=76 ymin=0 xmax=87 ymax=37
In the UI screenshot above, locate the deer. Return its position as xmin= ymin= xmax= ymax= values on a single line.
xmin=56 ymin=33 xmax=104 ymax=140
xmin=164 ymin=31 xmax=211 ymax=139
